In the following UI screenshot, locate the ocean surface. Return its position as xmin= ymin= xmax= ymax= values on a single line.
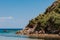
xmin=0 ymin=29 xmax=42 ymax=40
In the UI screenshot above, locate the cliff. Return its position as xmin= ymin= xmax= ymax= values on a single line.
xmin=16 ymin=0 xmax=60 ymax=35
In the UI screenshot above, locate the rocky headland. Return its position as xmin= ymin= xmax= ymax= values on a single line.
xmin=16 ymin=0 xmax=60 ymax=39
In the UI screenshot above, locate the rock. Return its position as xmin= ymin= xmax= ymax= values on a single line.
xmin=3 ymin=30 xmax=7 ymax=32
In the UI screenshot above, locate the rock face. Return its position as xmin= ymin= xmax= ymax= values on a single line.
xmin=45 ymin=0 xmax=59 ymax=14
xmin=17 ymin=0 xmax=60 ymax=34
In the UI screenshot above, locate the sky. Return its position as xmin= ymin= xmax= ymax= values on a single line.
xmin=0 ymin=0 xmax=55 ymax=29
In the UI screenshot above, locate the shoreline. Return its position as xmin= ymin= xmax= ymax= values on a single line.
xmin=16 ymin=30 xmax=60 ymax=39
xmin=17 ymin=33 xmax=60 ymax=39
xmin=27 ymin=34 xmax=60 ymax=39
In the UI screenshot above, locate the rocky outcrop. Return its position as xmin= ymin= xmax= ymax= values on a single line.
xmin=17 ymin=0 xmax=60 ymax=35
xmin=45 ymin=0 xmax=60 ymax=14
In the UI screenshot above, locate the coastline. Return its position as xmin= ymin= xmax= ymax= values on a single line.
xmin=27 ymin=34 xmax=60 ymax=39
xmin=16 ymin=31 xmax=60 ymax=39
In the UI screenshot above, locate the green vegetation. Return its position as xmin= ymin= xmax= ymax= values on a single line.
xmin=25 ymin=0 xmax=60 ymax=34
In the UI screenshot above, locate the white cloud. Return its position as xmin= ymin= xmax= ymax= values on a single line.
xmin=0 ymin=16 xmax=13 ymax=19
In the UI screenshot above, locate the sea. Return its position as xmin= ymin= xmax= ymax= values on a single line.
xmin=0 ymin=29 xmax=42 ymax=40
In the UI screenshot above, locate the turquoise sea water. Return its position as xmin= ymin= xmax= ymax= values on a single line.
xmin=0 ymin=29 xmax=41 ymax=40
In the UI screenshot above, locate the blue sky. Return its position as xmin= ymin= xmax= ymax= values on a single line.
xmin=0 ymin=0 xmax=55 ymax=29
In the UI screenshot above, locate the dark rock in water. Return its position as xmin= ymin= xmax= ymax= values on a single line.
xmin=3 ymin=30 xmax=7 ymax=32
xmin=16 ymin=31 xmax=20 ymax=34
